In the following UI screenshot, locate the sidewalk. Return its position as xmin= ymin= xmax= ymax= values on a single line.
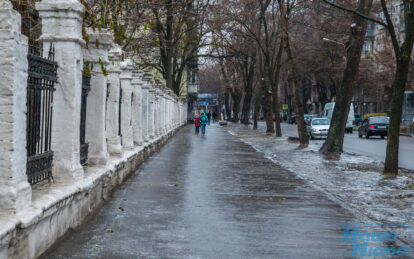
xmin=41 ymin=125 xmax=407 ymax=258
xmin=226 ymin=122 xmax=414 ymax=248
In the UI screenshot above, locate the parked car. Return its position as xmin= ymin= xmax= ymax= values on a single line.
xmin=322 ymin=102 xmax=355 ymax=133
xmin=288 ymin=113 xmax=296 ymax=124
xmin=354 ymin=113 xmax=362 ymax=126
xmin=308 ymin=118 xmax=330 ymax=139
xmin=358 ymin=116 xmax=389 ymax=139
xmin=304 ymin=114 xmax=318 ymax=125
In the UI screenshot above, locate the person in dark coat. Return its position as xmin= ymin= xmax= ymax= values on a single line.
xmin=207 ymin=111 xmax=212 ymax=125
xmin=212 ymin=111 xmax=217 ymax=123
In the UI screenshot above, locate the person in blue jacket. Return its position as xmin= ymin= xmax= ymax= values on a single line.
xmin=200 ymin=112 xmax=209 ymax=134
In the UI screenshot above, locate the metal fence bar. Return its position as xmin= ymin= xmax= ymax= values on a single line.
xmin=26 ymin=40 xmax=57 ymax=185
xmin=80 ymin=72 xmax=90 ymax=165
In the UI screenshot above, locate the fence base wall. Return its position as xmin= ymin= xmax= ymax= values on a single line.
xmin=0 ymin=123 xmax=185 ymax=259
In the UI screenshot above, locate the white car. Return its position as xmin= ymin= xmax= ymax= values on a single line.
xmin=308 ymin=118 xmax=330 ymax=139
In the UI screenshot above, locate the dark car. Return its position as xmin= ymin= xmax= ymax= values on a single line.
xmin=288 ymin=113 xmax=296 ymax=124
xmin=354 ymin=113 xmax=362 ymax=126
xmin=358 ymin=116 xmax=389 ymax=139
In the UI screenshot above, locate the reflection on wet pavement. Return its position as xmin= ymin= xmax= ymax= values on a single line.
xmin=41 ymin=124 xmax=396 ymax=258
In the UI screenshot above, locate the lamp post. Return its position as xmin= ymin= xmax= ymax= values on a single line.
xmin=322 ymin=37 xmax=345 ymax=46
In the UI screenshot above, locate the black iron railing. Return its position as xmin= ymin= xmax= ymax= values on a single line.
xmin=26 ymin=40 xmax=57 ymax=185
xmin=80 ymin=72 xmax=90 ymax=165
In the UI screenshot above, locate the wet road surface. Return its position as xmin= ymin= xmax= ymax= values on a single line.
xmin=42 ymin=124 xmax=363 ymax=258
xmin=280 ymin=123 xmax=414 ymax=171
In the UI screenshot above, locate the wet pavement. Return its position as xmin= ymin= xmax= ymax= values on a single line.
xmin=42 ymin=124 xmax=376 ymax=258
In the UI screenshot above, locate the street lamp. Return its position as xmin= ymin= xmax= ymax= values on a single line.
xmin=322 ymin=37 xmax=345 ymax=46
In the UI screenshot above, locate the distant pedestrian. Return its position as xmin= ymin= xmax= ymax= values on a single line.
xmin=212 ymin=111 xmax=217 ymax=123
xmin=200 ymin=112 xmax=208 ymax=134
xmin=195 ymin=114 xmax=201 ymax=134
xmin=207 ymin=112 xmax=212 ymax=125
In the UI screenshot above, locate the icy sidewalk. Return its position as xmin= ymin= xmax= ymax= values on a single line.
xmin=225 ymin=123 xmax=414 ymax=244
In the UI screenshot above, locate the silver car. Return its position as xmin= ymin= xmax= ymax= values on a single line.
xmin=308 ymin=118 xmax=330 ymax=139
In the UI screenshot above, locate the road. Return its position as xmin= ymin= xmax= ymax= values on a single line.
xmin=40 ymin=125 xmax=360 ymax=258
xmin=280 ymin=123 xmax=414 ymax=171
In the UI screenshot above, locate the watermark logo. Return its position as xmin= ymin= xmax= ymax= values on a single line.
xmin=341 ymin=224 xmax=411 ymax=257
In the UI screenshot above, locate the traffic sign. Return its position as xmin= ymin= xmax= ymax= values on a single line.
xmin=282 ymin=104 xmax=288 ymax=110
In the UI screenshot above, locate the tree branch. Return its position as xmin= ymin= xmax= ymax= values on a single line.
xmin=320 ymin=0 xmax=388 ymax=28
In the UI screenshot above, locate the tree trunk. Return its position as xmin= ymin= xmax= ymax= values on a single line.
xmin=273 ymin=41 xmax=284 ymax=137
xmin=241 ymin=87 xmax=253 ymax=124
xmin=320 ymin=0 xmax=372 ymax=154
xmin=225 ymin=93 xmax=231 ymax=120
xmin=263 ymin=89 xmax=274 ymax=133
xmin=382 ymin=0 xmax=414 ymax=174
xmin=232 ymin=93 xmax=241 ymax=123
xmin=253 ymin=96 xmax=260 ymax=129
xmin=384 ymin=58 xmax=411 ymax=174
xmin=165 ymin=0 xmax=174 ymax=92
xmin=278 ymin=0 xmax=308 ymax=145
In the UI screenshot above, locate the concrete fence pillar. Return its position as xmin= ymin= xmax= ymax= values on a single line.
xmin=160 ymin=88 xmax=166 ymax=133
xmin=167 ymin=90 xmax=174 ymax=130
xmin=166 ymin=96 xmax=171 ymax=130
xmin=120 ymin=59 xmax=134 ymax=149
xmin=0 ymin=0 xmax=32 ymax=214
xmin=82 ymin=29 xmax=112 ymax=166
xmin=131 ymin=70 xmax=143 ymax=146
xmin=181 ymin=98 xmax=186 ymax=124
xmin=154 ymin=84 xmax=163 ymax=136
xmin=174 ymin=98 xmax=178 ymax=127
xmin=36 ymin=0 xmax=85 ymax=182
xmin=141 ymin=73 xmax=151 ymax=142
xmin=162 ymin=90 xmax=168 ymax=133
xmin=148 ymin=82 xmax=156 ymax=139
xmin=154 ymin=92 xmax=160 ymax=137
xmin=106 ymin=45 xmax=123 ymax=157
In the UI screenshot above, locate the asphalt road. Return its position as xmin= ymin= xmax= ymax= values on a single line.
xmin=40 ymin=124 xmax=361 ymax=258
xmin=280 ymin=123 xmax=414 ymax=171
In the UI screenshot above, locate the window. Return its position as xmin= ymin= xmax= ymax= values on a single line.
xmin=312 ymin=119 xmax=330 ymax=125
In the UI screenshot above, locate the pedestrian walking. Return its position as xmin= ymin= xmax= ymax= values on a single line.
xmin=194 ymin=114 xmax=201 ymax=134
xmin=200 ymin=112 xmax=208 ymax=134
xmin=207 ymin=111 xmax=212 ymax=125
xmin=212 ymin=111 xmax=217 ymax=123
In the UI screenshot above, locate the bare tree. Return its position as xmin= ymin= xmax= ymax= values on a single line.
xmin=320 ymin=0 xmax=373 ymax=154
xmin=277 ymin=0 xmax=309 ymax=146
xmin=323 ymin=0 xmax=414 ymax=174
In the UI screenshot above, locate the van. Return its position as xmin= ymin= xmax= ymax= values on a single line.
xmin=322 ymin=102 xmax=355 ymax=133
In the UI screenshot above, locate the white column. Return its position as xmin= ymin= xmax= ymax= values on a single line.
xmin=131 ymin=70 xmax=143 ymax=145
xmin=174 ymin=98 xmax=178 ymax=127
xmin=0 ymin=1 xmax=32 ymax=213
xmin=82 ymin=29 xmax=111 ymax=166
xmin=120 ymin=59 xmax=134 ymax=148
xmin=166 ymin=95 xmax=170 ymax=131
xmin=180 ymin=98 xmax=186 ymax=124
xmin=37 ymin=0 xmax=85 ymax=182
xmin=106 ymin=45 xmax=122 ymax=156
xmin=148 ymin=86 xmax=156 ymax=139
xmin=160 ymin=88 xmax=166 ymax=133
xmin=141 ymin=73 xmax=151 ymax=142
xmin=154 ymin=92 xmax=160 ymax=137
xmin=154 ymin=85 xmax=162 ymax=136
xmin=167 ymin=90 xmax=174 ymax=130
